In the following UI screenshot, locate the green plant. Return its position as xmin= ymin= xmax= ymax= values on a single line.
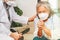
xmin=11 ymin=6 xmax=23 ymax=27
xmin=14 ymin=6 xmax=23 ymax=16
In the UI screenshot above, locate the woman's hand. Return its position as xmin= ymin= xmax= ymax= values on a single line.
xmin=10 ymin=32 xmax=23 ymax=40
xmin=37 ymin=20 xmax=45 ymax=29
xmin=37 ymin=20 xmax=51 ymax=37
xmin=37 ymin=20 xmax=45 ymax=37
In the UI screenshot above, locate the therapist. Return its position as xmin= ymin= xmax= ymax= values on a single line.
xmin=0 ymin=0 xmax=36 ymax=40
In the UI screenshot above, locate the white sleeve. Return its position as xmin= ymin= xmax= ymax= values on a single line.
xmin=0 ymin=1 xmax=11 ymax=35
xmin=53 ymin=14 xmax=60 ymax=30
xmin=9 ymin=7 xmax=28 ymax=24
xmin=51 ymin=14 xmax=60 ymax=39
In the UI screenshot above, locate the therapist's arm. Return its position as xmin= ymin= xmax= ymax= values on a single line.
xmin=11 ymin=7 xmax=28 ymax=24
xmin=11 ymin=7 xmax=36 ymax=24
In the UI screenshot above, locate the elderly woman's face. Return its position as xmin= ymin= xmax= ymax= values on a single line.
xmin=37 ymin=6 xmax=50 ymax=14
xmin=37 ymin=6 xmax=50 ymax=20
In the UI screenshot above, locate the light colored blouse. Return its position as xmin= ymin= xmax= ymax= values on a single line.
xmin=34 ymin=14 xmax=60 ymax=40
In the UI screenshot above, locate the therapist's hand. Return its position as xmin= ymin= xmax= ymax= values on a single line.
xmin=28 ymin=14 xmax=36 ymax=22
xmin=10 ymin=32 xmax=22 ymax=40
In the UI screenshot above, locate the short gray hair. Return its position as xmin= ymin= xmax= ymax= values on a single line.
xmin=36 ymin=1 xmax=54 ymax=18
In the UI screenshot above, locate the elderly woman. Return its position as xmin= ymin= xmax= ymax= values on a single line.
xmin=33 ymin=1 xmax=60 ymax=40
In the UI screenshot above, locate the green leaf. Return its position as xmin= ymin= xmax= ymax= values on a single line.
xmin=14 ymin=6 xmax=23 ymax=16
xmin=11 ymin=6 xmax=23 ymax=27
